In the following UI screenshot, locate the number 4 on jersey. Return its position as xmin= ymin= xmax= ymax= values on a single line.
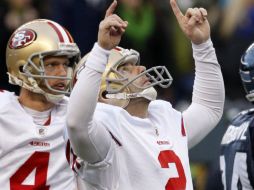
xmin=10 ymin=151 xmax=50 ymax=190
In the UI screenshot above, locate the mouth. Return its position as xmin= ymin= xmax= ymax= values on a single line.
xmin=142 ymin=78 xmax=151 ymax=86
xmin=52 ymin=82 xmax=67 ymax=91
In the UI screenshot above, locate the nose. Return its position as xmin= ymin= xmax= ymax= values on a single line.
xmin=57 ymin=64 xmax=68 ymax=76
xmin=137 ymin=65 xmax=146 ymax=73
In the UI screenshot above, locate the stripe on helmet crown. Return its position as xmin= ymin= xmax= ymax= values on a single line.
xmin=64 ymin=28 xmax=74 ymax=43
xmin=47 ymin=21 xmax=72 ymax=43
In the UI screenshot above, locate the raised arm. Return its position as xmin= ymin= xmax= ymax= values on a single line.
xmin=170 ymin=0 xmax=225 ymax=148
xmin=170 ymin=0 xmax=210 ymax=45
xmin=67 ymin=0 xmax=128 ymax=163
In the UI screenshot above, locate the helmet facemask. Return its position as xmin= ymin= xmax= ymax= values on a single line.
xmin=101 ymin=47 xmax=173 ymax=107
xmin=106 ymin=62 xmax=173 ymax=93
xmin=8 ymin=48 xmax=80 ymax=104
xmin=73 ymin=46 xmax=173 ymax=108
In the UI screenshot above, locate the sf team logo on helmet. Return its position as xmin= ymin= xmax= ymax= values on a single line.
xmin=9 ymin=29 xmax=36 ymax=49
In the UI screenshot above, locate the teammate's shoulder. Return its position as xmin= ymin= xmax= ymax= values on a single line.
xmin=149 ymin=99 xmax=172 ymax=108
xmin=148 ymin=100 xmax=180 ymax=118
xmin=96 ymin=102 xmax=122 ymax=111
xmin=0 ymin=89 xmax=14 ymax=95
xmin=0 ymin=90 xmax=16 ymax=107
xmin=149 ymin=100 xmax=173 ymax=111
xmin=54 ymin=96 xmax=69 ymax=115
xmin=95 ymin=103 xmax=124 ymax=119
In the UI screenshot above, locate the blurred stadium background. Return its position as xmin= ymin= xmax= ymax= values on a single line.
xmin=1 ymin=0 xmax=254 ymax=189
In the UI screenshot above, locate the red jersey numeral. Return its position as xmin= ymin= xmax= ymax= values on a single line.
xmin=10 ymin=151 xmax=50 ymax=190
xmin=158 ymin=150 xmax=186 ymax=190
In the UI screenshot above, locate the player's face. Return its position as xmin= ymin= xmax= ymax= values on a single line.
xmin=41 ymin=56 xmax=70 ymax=94
xmin=117 ymin=62 xmax=150 ymax=92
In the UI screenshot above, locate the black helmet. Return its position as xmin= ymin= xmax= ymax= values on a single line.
xmin=240 ymin=43 xmax=254 ymax=102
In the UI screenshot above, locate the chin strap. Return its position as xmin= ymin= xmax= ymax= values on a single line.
xmin=106 ymin=87 xmax=157 ymax=101
xmin=8 ymin=73 xmax=64 ymax=104
xmin=44 ymin=93 xmax=64 ymax=104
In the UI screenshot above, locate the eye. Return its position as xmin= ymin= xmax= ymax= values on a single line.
xmin=118 ymin=66 xmax=129 ymax=72
xmin=45 ymin=61 xmax=69 ymax=69
xmin=118 ymin=62 xmax=133 ymax=73
xmin=45 ymin=63 xmax=56 ymax=68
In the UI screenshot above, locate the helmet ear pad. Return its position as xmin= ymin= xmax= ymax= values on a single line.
xmin=16 ymin=60 xmax=27 ymax=83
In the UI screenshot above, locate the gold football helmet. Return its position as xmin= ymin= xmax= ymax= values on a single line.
xmin=6 ymin=19 xmax=80 ymax=103
xmin=73 ymin=46 xmax=172 ymax=108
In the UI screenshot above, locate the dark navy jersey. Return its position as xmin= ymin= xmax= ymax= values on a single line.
xmin=220 ymin=108 xmax=254 ymax=190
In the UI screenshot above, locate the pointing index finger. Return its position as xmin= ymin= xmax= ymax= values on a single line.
xmin=170 ymin=0 xmax=184 ymax=21
xmin=105 ymin=0 xmax=117 ymax=18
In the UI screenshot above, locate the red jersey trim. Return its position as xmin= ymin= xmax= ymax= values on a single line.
xmin=181 ymin=117 xmax=186 ymax=137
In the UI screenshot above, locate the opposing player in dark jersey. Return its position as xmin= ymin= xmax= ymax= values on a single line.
xmin=220 ymin=42 xmax=254 ymax=190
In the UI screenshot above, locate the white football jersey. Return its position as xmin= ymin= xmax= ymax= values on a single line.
xmin=0 ymin=90 xmax=77 ymax=190
xmin=72 ymin=100 xmax=193 ymax=190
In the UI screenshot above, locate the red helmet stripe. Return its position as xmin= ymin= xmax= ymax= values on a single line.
xmin=48 ymin=22 xmax=73 ymax=43
xmin=47 ymin=21 xmax=65 ymax=42
xmin=64 ymin=28 xmax=74 ymax=43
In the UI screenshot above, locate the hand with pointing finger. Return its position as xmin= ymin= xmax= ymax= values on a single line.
xmin=98 ymin=0 xmax=128 ymax=50
xmin=170 ymin=0 xmax=210 ymax=45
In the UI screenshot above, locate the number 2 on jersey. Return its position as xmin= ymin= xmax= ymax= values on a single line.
xmin=158 ymin=150 xmax=186 ymax=190
xmin=10 ymin=151 xmax=50 ymax=190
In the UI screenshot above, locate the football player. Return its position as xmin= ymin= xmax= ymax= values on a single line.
xmin=0 ymin=19 xmax=81 ymax=189
xmin=67 ymin=0 xmax=225 ymax=189
xmin=220 ymin=42 xmax=254 ymax=189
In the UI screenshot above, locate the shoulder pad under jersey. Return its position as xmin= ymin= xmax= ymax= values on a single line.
xmin=0 ymin=90 xmax=16 ymax=108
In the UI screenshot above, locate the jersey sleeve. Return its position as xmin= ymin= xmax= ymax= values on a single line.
xmin=75 ymin=139 xmax=120 ymax=190
xmin=182 ymin=39 xmax=225 ymax=148
xmin=67 ymin=43 xmax=113 ymax=164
